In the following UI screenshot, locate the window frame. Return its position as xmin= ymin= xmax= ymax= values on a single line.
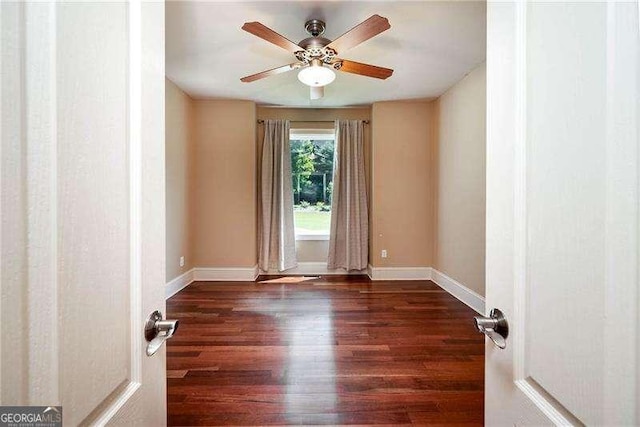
xmin=290 ymin=128 xmax=335 ymax=241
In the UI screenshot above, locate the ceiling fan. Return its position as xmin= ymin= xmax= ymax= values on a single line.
xmin=240 ymin=15 xmax=393 ymax=100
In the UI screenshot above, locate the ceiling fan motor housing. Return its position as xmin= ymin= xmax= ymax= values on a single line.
xmin=295 ymin=19 xmax=338 ymax=65
xmin=304 ymin=19 xmax=326 ymax=37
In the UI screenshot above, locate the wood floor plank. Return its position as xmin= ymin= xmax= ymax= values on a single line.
xmin=166 ymin=276 xmax=484 ymax=426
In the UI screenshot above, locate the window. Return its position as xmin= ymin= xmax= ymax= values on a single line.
xmin=290 ymin=130 xmax=335 ymax=239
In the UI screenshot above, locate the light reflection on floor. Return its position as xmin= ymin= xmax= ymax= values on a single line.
xmin=249 ymin=284 xmax=338 ymax=423
xmin=283 ymin=291 xmax=338 ymax=424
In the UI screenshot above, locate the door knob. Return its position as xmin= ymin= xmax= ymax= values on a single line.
xmin=473 ymin=308 xmax=508 ymax=349
xmin=145 ymin=310 xmax=179 ymax=356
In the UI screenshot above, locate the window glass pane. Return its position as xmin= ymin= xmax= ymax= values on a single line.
xmin=290 ymin=135 xmax=334 ymax=236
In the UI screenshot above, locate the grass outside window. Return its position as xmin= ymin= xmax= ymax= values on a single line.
xmin=294 ymin=210 xmax=331 ymax=234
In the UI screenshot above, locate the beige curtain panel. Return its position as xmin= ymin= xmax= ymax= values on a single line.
xmin=259 ymin=120 xmax=297 ymax=272
xmin=328 ymin=120 xmax=369 ymax=270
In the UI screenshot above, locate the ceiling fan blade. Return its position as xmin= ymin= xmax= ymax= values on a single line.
xmin=240 ymin=63 xmax=302 ymax=83
xmin=335 ymin=59 xmax=393 ymax=80
xmin=327 ymin=15 xmax=390 ymax=54
xmin=242 ymin=22 xmax=302 ymax=53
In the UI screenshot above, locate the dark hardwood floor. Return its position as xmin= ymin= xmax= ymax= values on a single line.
xmin=166 ymin=276 xmax=484 ymax=426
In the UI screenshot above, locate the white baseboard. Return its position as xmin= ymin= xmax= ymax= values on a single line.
xmin=166 ymin=266 xmax=259 ymax=298
xmin=167 ymin=265 xmax=485 ymax=315
xmin=263 ymin=262 xmax=366 ymax=276
xmin=165 ymin=269 xmax=195 ymax=299
xmin=367 ymin=265 xmax=433 ymax=281
xmin=366 ymin=265 xmax=485 ymax=314
xmin=430 ymin=268 xmax=485 ymax=314
xmin=193 ymin=265 xmax=259 ymax=282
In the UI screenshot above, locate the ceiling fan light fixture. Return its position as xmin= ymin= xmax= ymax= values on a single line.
xmin=297 ymin=63 xmax=335 ymax=87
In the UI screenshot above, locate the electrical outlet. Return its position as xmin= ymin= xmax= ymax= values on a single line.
xmin=381 ymin=249 xmax=388 ymax=258
xmin=180 ymin=256 xmax=185 ymax=267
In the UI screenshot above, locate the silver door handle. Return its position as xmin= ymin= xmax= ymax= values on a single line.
xmin=145 ymin=310 xmax=179 ymax=356
xmin=473 ymin=308 xmax=508 ymax=349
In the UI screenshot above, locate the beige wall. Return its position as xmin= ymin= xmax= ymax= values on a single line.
xmin=165 ymin=79 xmax=194 ymax=281
xmin=192 ymin=100 xmax=257 ymax=267
xmin=256 ymin=107 xmax=371 ymax=263
xmin=371 ymin=101 xmax=436 ymax=268
xmin=434 ymin=63 xmax=486 ymax=296
xmin=165 ymin=78 xmax=485 ymax=286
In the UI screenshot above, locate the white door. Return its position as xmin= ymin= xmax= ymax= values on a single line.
xmin=485 ymin=1 xmax=639 ymax=425
xmin=1 ymin=1 xmax=167 ymax=425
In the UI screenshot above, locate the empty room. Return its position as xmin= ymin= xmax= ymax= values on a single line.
xmin=2 ymin=1 xmax=639 ymax=426
xmin=164 ymin=1 xmax=486 ymax=424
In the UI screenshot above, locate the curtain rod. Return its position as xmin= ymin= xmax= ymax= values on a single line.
xmin=257 ymin=119 xmax=370 ymax=124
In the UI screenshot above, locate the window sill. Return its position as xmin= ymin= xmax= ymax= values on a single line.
xmin=295 ymin=233 xmax=330 ymax=241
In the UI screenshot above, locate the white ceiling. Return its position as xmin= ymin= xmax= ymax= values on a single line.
xmin=166 ymin=1 xmax=486 ymax=107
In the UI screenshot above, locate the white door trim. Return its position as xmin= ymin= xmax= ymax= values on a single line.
xmin=601 ymin=1 xmax=639 ymax=421
xmin=24 ymin=1 xmax=60 ymax=405
xmin=127 ymin=0 xmax=143 ymax=391
xmin=82 ymin=1 xmax=144 ymax=424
